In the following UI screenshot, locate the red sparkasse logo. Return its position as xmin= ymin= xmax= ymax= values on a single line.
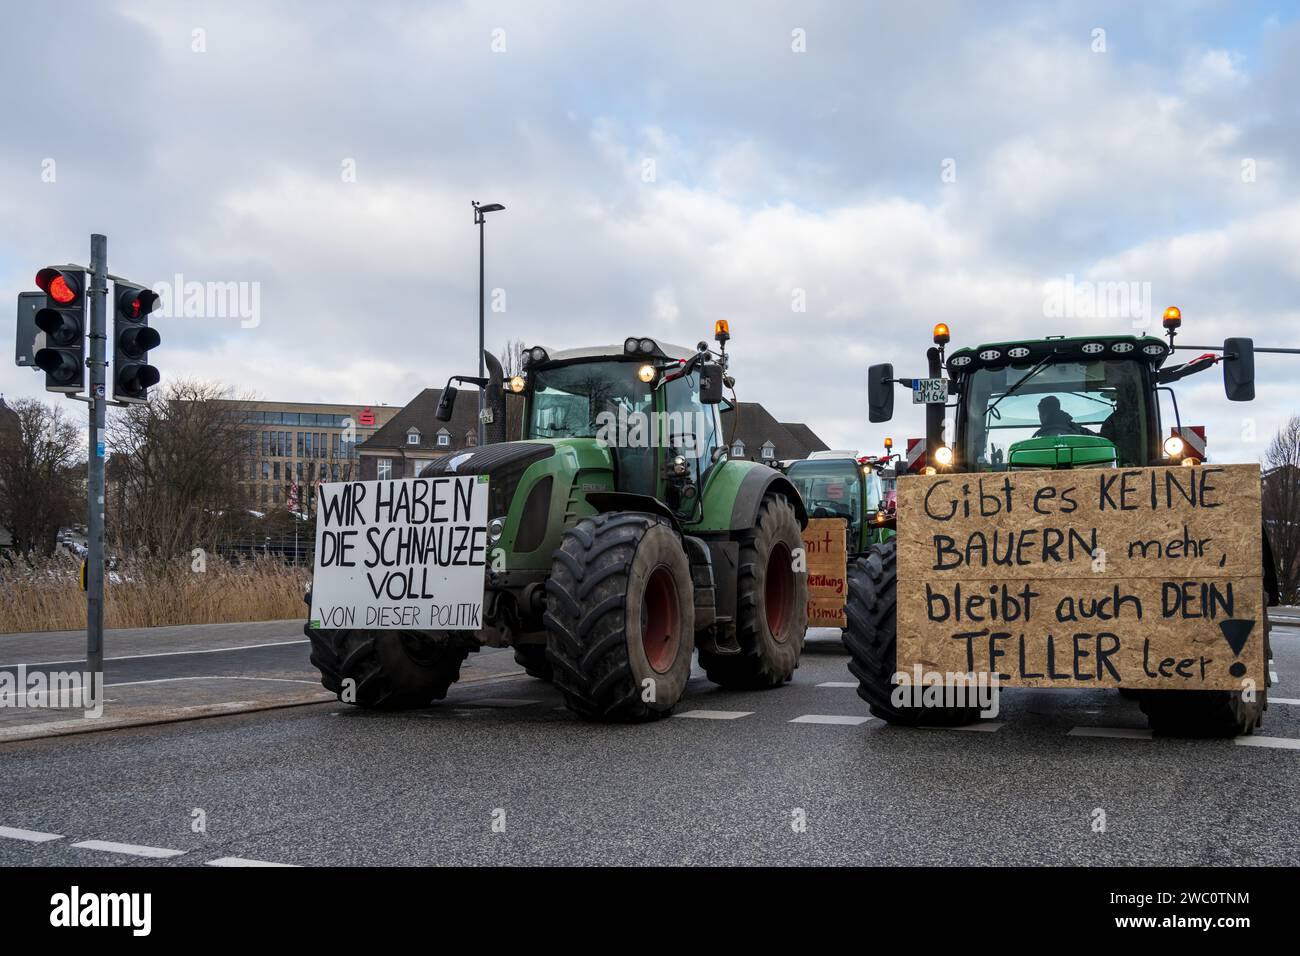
xmin=358 ymin=407 xmax=375 ymax=426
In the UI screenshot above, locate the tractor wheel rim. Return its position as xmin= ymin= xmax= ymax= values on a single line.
xmin=765 ymin=541 xmax=794 ymax=639
xmin=642 ymin=565 xmax=681 ymax=673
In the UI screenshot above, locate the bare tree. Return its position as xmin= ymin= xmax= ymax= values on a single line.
xmin=1264 ymin=414 xmax=1300 ymax=604
xmin=500 ymin=339 xmax=527 ymax=379
xmin=0 ymin=397 xmax=83 ymax=555
xmin=106 ymin=380 xmax=254 ymax=556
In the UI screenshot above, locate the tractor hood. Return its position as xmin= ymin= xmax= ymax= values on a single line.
xmin=418 ymin=441 xmax=557 ymax=518
xmin=1006 ymin=434 xmax=1117 ymax=469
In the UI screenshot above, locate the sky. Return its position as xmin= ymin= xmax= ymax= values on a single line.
xmin=2 ymin=0 xmax=1298 ymax=464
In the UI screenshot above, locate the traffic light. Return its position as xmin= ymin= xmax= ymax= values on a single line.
xmin=32 ymin=267 xmax=87 ymax=393
xmin=112 ymin=281 xmax=160 ymax=404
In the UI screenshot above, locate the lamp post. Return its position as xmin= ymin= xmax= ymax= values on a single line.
xmin=472 ymin=200 xmax=505 ymax=448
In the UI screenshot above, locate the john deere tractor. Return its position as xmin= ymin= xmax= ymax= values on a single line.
xmin=851 ymin=310 xmax=1278 ymax=736
xmin=305 ymin=323 xmax=809 ymax=721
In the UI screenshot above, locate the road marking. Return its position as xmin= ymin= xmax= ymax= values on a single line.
xmin=462 ymin=698 xmax=542 ymax=708
xmin=1234 ymin=736 xmax=1300 ymax=751
xmin=0 ymin=826 xmax=63 ymax=843
xmin=1270 ymin=671 xmax=1280 ymax=684
xmin=816 ymin=681 xmax=858 ymax=688
xmin=674 ymin=709 xmax=753 ymax=720
xmin=0 ymin=639 xmax=309 ymax=670
xmin=105 ymin=676 xmax=322 ymax=688
xmin=1271 ymin=698 xmax=1300 ymax=705
xmin=790 ymin=714 xmax=873 ymax=725
xmin=1068 ymin=726 xmax=1153 ymax=740
xmin=71 ymin=840 xmax=186 ymax=859
xmin=205 ymin=856 xmax=296 ymax=867
xmin=922 ymin=721 xmax=1004 ymax=732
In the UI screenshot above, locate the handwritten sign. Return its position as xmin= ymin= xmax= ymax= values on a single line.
xmin=309 ymin=476 xmax=489 ymax=631
xmin=803 ymin=518 xmax=848 ymax=628
xmin=896 ymin=465 xmax=1264 ymax=689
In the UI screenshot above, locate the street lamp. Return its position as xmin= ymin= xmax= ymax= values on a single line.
xmin=472 ymin=200 xmax=506 ymax=448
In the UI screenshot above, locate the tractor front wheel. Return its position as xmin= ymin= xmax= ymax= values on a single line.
xmin=544 ymin=512 xmax=695 ymax=721
xmin=305 ymin=627 xmax=471 ymax=709
xmin=842 ymin=540 xmax=981 ymax=726
xmin=699 ymin=494 xmax=807 ymax=689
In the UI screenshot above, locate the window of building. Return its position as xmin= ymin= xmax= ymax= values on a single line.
xmin=377 ymin=459 xmax=392 ymax=480
xmin=261 ymin=461 xmax=269 ymax=479
xmin=407 ymin=429 xmax=420 ymax=445
xmin=761 ymin=443 xmax=775 ymax=461
xmin=731 ymin=441 xmax=745 ymax=457
xmin=297 ymin=432 xmax=304 ymax=457
xmin=437 ymin=431 xmax=450 ymax=447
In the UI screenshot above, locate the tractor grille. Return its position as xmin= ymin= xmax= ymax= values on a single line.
xmin=418 ymin=442 xmax=555 ymax=519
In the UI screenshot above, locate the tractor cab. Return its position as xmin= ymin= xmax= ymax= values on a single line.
xmin=785 ymin=454 xmax=890 ymax=553
xmin=516 ymin=333 xmax=729 ymax=516
xmin=868 ymin=312 xmax=1256 ymax=474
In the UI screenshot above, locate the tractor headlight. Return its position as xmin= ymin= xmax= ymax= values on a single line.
xmin=528 ymin=346 xmax=548 ymax=365
xmin=638 ymin=338 xmax=655 ymax=354
xmin=487 ymin=517 xmax=505 ymax=543
xmin=509 ymin=376 xmax=526 ymax=394
xmin=1181 ymin=456 xmax=1200 ymax=467
xmin=1164 ymin=435 xmax=1185 ymax=458
xmin=638 ymin=364 xmax=657 ymax=383
xmin=934 ymin=444 xmax=954 ymax=467
xmin=624 ymin=337 xmax=639 ymax=355
xmin=670 ymin=455 xmax=689 ymax=477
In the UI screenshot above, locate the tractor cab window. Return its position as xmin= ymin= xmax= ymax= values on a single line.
xmin=663 ymin=372 xmax=722 ymax=472
xmin=961 ymin=358 xmax=1150 ymax=469
xmin=786 ymin=460 xmax=863 ymax=545
xmin=527 ymin=361 xmax=652 ymax=440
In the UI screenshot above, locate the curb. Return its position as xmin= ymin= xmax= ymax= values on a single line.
xmin=0 ymin=669 xmax=531 ymax=745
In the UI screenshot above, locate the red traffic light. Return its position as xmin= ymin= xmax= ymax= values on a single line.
xmin=35 ymin=267 xmax=81 ymax=304
xmin=117 ymin=287 xmax=159 ymax=319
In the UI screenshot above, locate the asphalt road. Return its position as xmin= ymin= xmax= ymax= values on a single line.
xmin=1 ymin=624 xmax=1296 ymax=866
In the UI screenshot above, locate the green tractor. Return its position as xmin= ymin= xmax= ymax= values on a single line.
xmin=784 ymin=449 xmax=897 ymax=556
xmin=305 ymin=324 xmax=809 ymax=721
xmin=851 ymin=311 xmax=1276 ymax=736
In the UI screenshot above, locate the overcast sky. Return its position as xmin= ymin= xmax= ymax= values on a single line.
xmin=2 ymin=1 xmax=1298 ymax=462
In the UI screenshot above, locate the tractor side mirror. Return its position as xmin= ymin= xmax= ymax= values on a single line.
xmin=699 ymin=363 xmax=724 ymax=404
xmin=1223 ymin=337 xmax=1255 ymax=402
xmin=868 ymin=363 xmax=895 ymax=423
xmin=435 ymin=385 xmax=457 ymax=421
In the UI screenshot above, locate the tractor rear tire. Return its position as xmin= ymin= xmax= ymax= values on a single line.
xmin=305 ymin=627 xmax=471 ymax=709
xmin=1137 ymin=617 xmax=1270 ymax=737
xmin=544 ymin=512 xmax=695 ymax=721
xmin=699 ymin=494 xmax=807 ymax=689
xmin=842 ymin=540 xmax=982 ymax=726
xmin=513 ymin=644 xmax=553 ymax=681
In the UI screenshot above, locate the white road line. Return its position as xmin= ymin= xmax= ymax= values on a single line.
xmin=790 ymin=714 xmax=873 ymax=725
xmin=0 ymin=639 xmax=309 ymax=670
xmin=105 ymin=676 xmax=321 ymax=688
xmin=0 ymin=826 xmax=63 ymax=843
xmin=816 ymin=681 xmax=858 ymax=688
xmin=1270 ymin=697 xmax=1300 ymax=705
xmin=1234 ymin=736 xmax=1300 ymax=750
xmin=674 ymin=709 xmax=753 ymax=720
xmin=462 ymin=698 xmax=541 ymax=708
xmin=1068 ymin=726 xmax=1153 ymax=740
xmin=922 ymin=721 xmax=1004 ymax=732
xmin=205 ymin=856 xmax=296 ymax=867
xmin=71 ymin=840 xmax=186 ymax=859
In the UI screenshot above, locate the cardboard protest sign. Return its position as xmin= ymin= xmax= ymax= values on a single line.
xmin=803 ymin=518 xmax=848 ymax=628
xmin=309 ymin=475 xmax=489 ymax=631
xmin=896 ymin=464 xmax=1264 ymax=690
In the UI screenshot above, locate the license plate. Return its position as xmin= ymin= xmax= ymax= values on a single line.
xmin=912 ymin=378 xmax=947 ymax=404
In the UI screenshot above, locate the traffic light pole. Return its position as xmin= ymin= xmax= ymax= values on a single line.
xmin=86 ymin=234 xmax=108 ymax=680
xmin=476 ymin=211 xmax=485 ymax=448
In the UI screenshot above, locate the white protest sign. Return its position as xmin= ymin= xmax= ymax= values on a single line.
xmin=309 ymin=475 xmax=490 ymax=631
